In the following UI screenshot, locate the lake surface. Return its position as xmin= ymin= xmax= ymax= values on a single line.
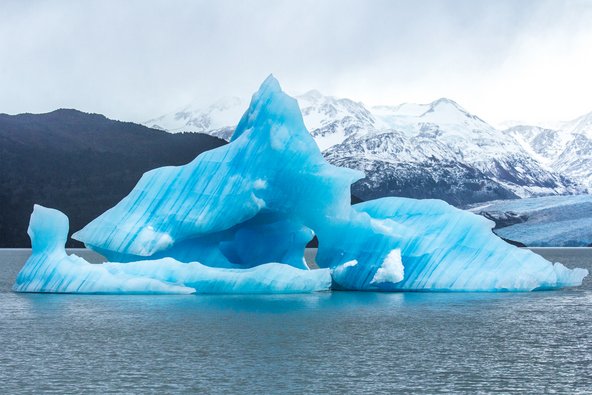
xmin=1 ymin=248 xmax=591 ymax=394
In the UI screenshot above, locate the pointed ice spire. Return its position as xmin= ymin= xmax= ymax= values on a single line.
xmin=259 ymin=74 xmax=282 ymax=92
xmin=230 ymin=74 xmax=309 ymax=143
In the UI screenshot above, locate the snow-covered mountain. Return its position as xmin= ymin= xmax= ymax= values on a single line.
xmin=296 ymin=90 xmax=376 ymax=151
xmin=504 ymin=111 xmax=592 ymax=190
xmin=145 ymin=97 xmax=246 ymax=140
xmin=145 ymin=91 xmax=586 ymax=206
xmin=145 ymin=90 xmax=377 ymax=150
xmin=325 ymin=98 xmax=582 ymax=204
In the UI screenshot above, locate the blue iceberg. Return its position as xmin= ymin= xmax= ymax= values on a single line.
xmin=353 ymin=198 xmax=588 ymax=291
xmin=14 ymin=76 xmax=588 ymax=293
xmin=13 ymin=205 xmax=331 ymax=294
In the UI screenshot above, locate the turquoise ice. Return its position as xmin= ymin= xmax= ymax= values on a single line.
xmin=13 ymin=205 xmax=331 ymax=294
xmin=353 ymin=198 xmax=588 ymax=290
xmin=14 ymin=76 xmax=588 ymax=293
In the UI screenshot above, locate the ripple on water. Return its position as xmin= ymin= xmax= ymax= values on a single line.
xmin=0 ymin=248 xmax=591 ymax=393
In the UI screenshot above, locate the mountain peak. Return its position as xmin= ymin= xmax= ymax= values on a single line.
xmin=299 ymin=89 xmax=324 ymax=100
xmin=208 ymin=96 xmax=243 ymax=111
xmin=429 ymin=98 xmax=465 ymax=112
xmin=564 ymin=110 xmax=592 ymax=137
xmin=41 ymin=108 xmax=109 ymax=122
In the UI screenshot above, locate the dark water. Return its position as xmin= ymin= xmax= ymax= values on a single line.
xmin=1 ymin=249 xmax=591 ymax=394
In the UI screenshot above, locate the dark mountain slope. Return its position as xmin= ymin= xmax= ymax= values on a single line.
xmin=0 ymin=109 xmax=226 ymax=247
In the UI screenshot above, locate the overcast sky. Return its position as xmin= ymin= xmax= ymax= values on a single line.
xmin=1 ymin=0 xmax=591 ymax=126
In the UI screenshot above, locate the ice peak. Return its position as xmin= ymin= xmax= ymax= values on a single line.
xmin=247 ymin=74 xmax=284 ymax=107
xmin=231 ymin=75 xmax=309 ymax=143
xmin=260 ymin=74 xmax=282 ymax=93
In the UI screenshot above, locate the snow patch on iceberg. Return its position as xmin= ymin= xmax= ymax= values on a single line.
xmin=371 ymin=250 xmax=404 ymax=285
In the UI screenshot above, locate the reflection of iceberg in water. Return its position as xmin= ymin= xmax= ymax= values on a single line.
xmin=14 ymin=76 xmax=588 ymax=294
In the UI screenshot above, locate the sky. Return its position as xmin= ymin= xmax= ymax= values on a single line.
xmin=1 ymin=0 xmax=591 ymax=126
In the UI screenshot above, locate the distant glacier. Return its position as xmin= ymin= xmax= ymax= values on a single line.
xmin=470 ymin=195 xmax=592 ymax=247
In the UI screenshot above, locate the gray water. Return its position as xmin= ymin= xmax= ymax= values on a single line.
xmin=1 ymin=249 xmax=591 ymax=394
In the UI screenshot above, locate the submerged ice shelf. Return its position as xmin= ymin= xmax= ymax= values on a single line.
xmin=14 ymin=76 xmax=588 ymax=294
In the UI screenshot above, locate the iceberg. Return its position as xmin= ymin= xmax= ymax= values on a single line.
xmin=13 ymin=205 xmax=331 ymax=294
xmin=352 ymin=198 xmax=588 ymax=290
xmin=14 ymin=75 xmax=588 ymax=293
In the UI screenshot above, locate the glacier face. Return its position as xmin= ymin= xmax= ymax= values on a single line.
xmin=470 ymin=195 xmax=592 ymax=247
xmin=14 ymin=76 xmax=588 ymax=294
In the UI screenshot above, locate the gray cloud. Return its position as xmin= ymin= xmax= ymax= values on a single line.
xmin=1 ymin=0 xmax=591 ymax=125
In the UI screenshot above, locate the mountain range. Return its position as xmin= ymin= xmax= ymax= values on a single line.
xmin=146 ymin=91 xmax=589 ymax=206
xmin=2 ymin=92 xmax=590 ymax=247
xmin=505 ymin=112 xmax=592 ymax=190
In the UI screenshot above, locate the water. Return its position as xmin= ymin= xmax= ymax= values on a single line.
xmin=1 ymin=249 xmax=591 ymax=394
